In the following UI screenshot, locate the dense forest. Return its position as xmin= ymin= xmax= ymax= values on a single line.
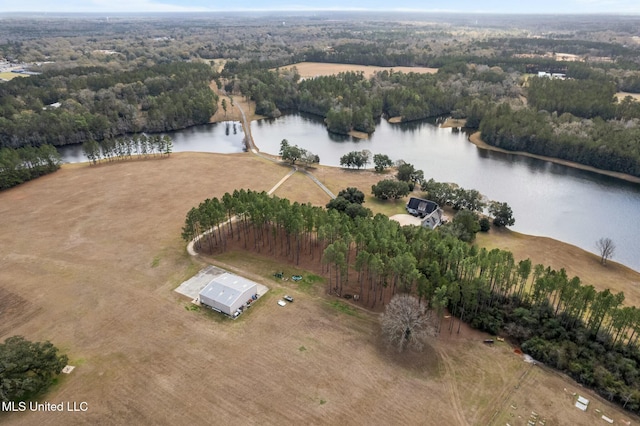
xmin=228 ymin=67 xmax=472 ymax=134
xmin=0 ymin=62 xmax=217 ymax=149
xmin=183 ymin=189 xmax=640 ymax=413
xmin=480 ymin=103 xmax=640 ymax=177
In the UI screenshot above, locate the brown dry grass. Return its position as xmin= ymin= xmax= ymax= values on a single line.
xmin=440 ymin=118 xmax=467 ymax=128
xmin=617 ymin=92 xmax=640 ymax=102
xmin=1 ymin=152 xmax=638 ymax=425
xmin=0 ymin=72 xmax=29 ymax=81
xmin=476 ymin=227 xmax=640 ymax=308
xmin=315 ymin=165 xmax=408 ymax=216
xmin=273 ymin=170 xmax=332 ymax=206
xmin=278 ymin=62 xmax=438 ymax=79
xmin=209 ymin=81 xmax=261 ymax=123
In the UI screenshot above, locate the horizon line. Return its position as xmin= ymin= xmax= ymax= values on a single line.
xmin=1 ymin=10 xmax=640 ymax=16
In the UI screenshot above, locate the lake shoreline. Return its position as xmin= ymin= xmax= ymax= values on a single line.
xmin=468 ymin=131 xmax=640 ymax=185
xmin=57 ymin=111 xmax=640 ymax=272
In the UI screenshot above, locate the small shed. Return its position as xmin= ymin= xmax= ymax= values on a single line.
xmin=199 ymin=273 xmax=258 ymax=316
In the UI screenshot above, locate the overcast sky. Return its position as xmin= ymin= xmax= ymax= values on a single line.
xmin=2 ymin=0 xmax=640 ymax=14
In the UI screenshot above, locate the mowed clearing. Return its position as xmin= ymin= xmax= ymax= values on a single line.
xmin=0 ymin=153 xmax=637 ymax=425
xmin=278 ymin=62 xmax=438 ymax=78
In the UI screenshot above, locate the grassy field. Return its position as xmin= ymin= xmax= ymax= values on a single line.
xmin=273 ymin=169 xmax=332 ymax=206
xmin=278 ymin=62 xmax=438 ymax=79
xmin=617 ymin=92 xmax=640 ymax=102
xmin=0 ymin=72 xmax=29 ymax=81
xmin=476 ymin=228 xmax=640 ymax=308
xmin=1 ymin=152 xmax=638 ymax=425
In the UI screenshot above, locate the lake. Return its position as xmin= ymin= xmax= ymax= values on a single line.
xmin=57 ymin=121 xmax=246 ymax=162
xmin=59 ymin=114 xmax=640 ymax=272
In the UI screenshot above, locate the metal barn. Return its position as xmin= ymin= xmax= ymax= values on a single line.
xmin=198 ymin=273 xmax=258 ymax=316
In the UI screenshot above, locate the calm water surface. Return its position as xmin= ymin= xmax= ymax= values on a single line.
xmin=59 ymin=114 xmax=640 ymax=271
xmin=58 ymin=121 xmax=245 ymax=162
xmin=251 ymin=114 xmax=640 ymax=272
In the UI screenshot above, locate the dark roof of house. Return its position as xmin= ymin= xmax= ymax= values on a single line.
xmin=406 ymin=197 xmax=439 ymax=214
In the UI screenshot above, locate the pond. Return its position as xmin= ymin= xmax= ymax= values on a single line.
xmin=58 ymin=114 xmax=640 ymax=271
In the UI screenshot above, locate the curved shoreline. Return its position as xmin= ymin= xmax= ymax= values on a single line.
xmin=468 ymin=132 xmax=640 ymax=185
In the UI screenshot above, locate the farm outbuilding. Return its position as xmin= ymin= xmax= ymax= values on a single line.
xmin=198 ymin=272 xmax=258 ymax=316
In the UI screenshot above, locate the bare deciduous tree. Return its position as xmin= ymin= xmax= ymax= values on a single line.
xmin=596 ymin=237 xmax=616 ymax=266
xmin=381 ymin=294 xmax=436 ymax=352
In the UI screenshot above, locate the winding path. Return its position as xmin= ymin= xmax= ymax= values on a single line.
xmin=436 ymin=347 xmax=470 ymax=426
xmin=235 ymin=102 xmax=336 ymax=199
xmin=187 ymin=98 xmax=336 ymax=257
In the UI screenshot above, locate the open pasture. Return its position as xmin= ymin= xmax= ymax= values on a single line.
xmin=278 ymin=62 xmax=438 ymax=78
xmin=0 ymin=153 xmax=637 ymax=425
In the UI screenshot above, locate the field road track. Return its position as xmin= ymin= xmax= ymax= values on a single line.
xmin=436 ymin=347 xmax=470 ymax=426
xmin=235 ymin=103 xmax=335 ymax=199
xmin=268 ymin=168 xmax=297 ymax=195
xmin=187 ymin=102 xmax=338 ymax=256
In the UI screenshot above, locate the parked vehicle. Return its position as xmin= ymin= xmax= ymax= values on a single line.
xmin=277 ymin=300 xmax=286 ymax=307
xmin=283 ymin=295 xmax=294 ymax=303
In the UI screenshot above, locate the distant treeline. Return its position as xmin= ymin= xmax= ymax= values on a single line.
xmin=0 ymin=144 xmax=61 ymax=190
xmin=478 ymin=76 xmax=640 ymax=178
xmin=0 ymin=62 xmax=217 ymax=149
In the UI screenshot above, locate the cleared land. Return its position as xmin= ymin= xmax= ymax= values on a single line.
xmin=617 ymin=92 xmax=640 ymax=102
xmin=278 ymin=62 xmax=438 ymax=78
xmin=0 ymin=72 xmax=28 ymax=81
xmin=209 ymin=81 xmax=260 ymax=123
xmin=0 ymin=153 xmax=638 ymax=425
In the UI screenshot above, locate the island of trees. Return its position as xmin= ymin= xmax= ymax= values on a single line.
xmin=183 ymin=188 xmax=640 ymax=413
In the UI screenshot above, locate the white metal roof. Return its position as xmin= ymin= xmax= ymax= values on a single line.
xmin=199 ymin=273 xmax=257 ymax=307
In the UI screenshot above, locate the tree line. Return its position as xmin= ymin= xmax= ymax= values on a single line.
xmin=0 ymin=144 xmax=61 ymax=190
xmin=228 ymin=67 xmax=464 ymax=135
xmin=182 ymin=189 xmax=640 ymax=412
xmin=82 ymin=134 xmax=173 ymax=164
xmin=0 ymin=62 xmax=217 ymax=149
xmin=479 ymin=103 xmax=640 ymax=177
xmin=224 ymin=55 xmax=640 ymax=178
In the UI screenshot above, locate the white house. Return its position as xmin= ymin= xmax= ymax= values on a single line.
xmin=406 ymin=197 xmax=444 ymax=229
